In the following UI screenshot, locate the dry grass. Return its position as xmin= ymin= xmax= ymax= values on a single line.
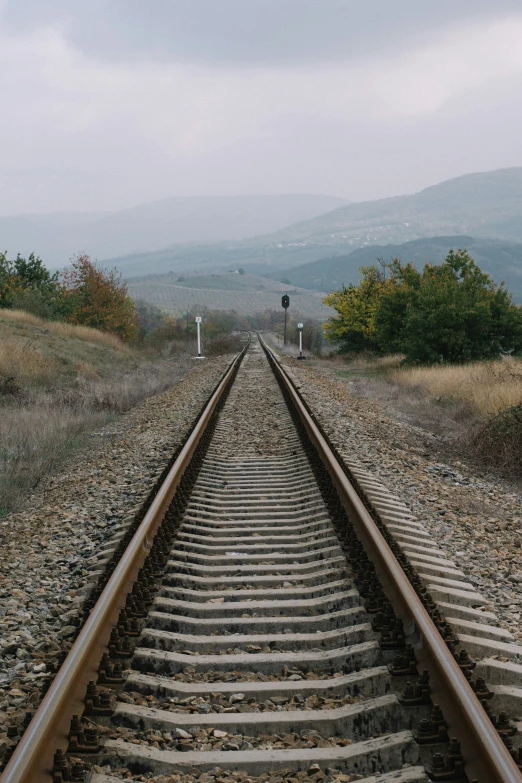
xmin=73 ymin=361 xmax=190 ymax=413
xmin=0 ymin=308 xmax=242 ymax=516
xmin=0 ymin=340 xmax=59 ymax=387
xmin=0 ymin=406 xmax=105 ymax=515
xmin=0 ymin=359 xmax=190 ymax=516
xmin=0 ymin=309 xmax=129 ymax=351
xmin=0 ymin=310 xmax=196 ymax=516
xmin=337 ymin=353 xmax=404 ymax=371
xmin=389 ymin=358 xmax=522 ymax=416
xmin=312 ymin=351 xmax=522 ymax=479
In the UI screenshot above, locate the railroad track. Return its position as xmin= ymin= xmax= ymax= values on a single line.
xmin=1 ymin=335 xmax=521 ymax=783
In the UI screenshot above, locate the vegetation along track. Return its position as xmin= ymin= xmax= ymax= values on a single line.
xmin=1 ymin=335 xmax=521 ymax=783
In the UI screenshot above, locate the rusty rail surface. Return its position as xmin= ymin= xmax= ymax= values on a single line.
xmin=259 ymin=335 xmax=521 ymax=783
xmin=0 ymin=341 xmax=249 ymax=783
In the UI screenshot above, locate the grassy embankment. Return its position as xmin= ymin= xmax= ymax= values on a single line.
xmin=0 ymin=310 xmax=199 ymax=516
xmin=333 ymin=354 xmax=522 ymax=476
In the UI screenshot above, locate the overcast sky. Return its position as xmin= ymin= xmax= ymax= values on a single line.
xmin=1 ymin=1 xmax=522 ymax=214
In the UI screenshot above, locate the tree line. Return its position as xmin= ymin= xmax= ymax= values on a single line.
xmin=0 ymin=251 xmax=321 ymax=349
xmin=0 ymin=252 xmax=138 ymax=340
xmin=323 ymin=249 xmax=522 ymax=363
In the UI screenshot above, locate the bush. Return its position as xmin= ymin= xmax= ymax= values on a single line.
xmin=135 ymin=299 xmax=166 ymax=338
xmin=0 ymin=252 xmax=61 ymax=315
xmin=144 ymin=316 xmax=185 ymax=349
xmin=60 ymin=254 xmax=138 ymax=340
xmin=470 ymin=402 xmax=522 ymax=476
xmin=204 ymin=334 xmax=243 ymax=355
xmin=8 ymin=288 xmax=58 ymax=320
xmin=324 ymin=250 xmax=522 ymax=364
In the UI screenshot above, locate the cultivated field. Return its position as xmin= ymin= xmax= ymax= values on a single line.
xmin=128 ymin=272 xmax=334 ymax=320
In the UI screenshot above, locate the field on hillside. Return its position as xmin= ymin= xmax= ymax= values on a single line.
xmin=174 ymin=273 xmax=291 ymax=291
xmin=128 ymin=273 xmax=334 ymax=319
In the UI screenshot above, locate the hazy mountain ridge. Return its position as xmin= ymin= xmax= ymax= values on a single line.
xmin=281 ymin=236 xmax=522 ymax=302
xmin=247 ymin=168 xmax=522 ymax=249
xmin=101 ymin=168 xmax=522 ymax=279
xmin=0 ymin=194 xmax=347 ymax=267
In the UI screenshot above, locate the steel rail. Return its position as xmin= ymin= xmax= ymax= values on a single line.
xmin=1 ymin=340 xmax=249 ymax=783
xmin=259 ymin=335 xmax=521 ymax=783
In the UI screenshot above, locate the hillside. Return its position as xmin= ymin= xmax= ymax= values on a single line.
xmin=103 ymin=168 xmax=522 ymax=279
xmin=102 ymin=240 xmax=328 ymax=279
xmin=283 ymin=236 xmax=522 ymax=301
xmin=254 ymin=168 xmax=522 ymax=252
xmin=0 ymin=309 xmax=230 ymax=517
xmin=0 ymin=310 xmax=139 ymax=515
xmin=0 ymin=194 xmax=346 ymax=268
xmin=128 ymin=272 xmax=334 ymax=320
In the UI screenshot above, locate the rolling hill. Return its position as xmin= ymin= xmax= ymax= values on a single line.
xmin=128 ymin=272 xmax=334 ymax=320
xmin=103 ymin=168 xmax=522 ymax=279
xmin=281 ymin=236 xmax=522 ymax=301
xmin=252 ymin=168 xmax=522 ymax=252
xmin=0 ymin=194 xmax=346 ymax=268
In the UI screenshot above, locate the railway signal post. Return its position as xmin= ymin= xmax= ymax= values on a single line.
xmin=297 ymin=322 xmax=305 ymax=359
xmin=281 ymin=294 xmax=289 ymax=345
xmin=194 ymin=316 xmax=205 ymax=359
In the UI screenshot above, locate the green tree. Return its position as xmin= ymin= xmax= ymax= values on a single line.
xmin=399 ymin=250 xmax=522 ymax=363
xmin=0 ymin=252 xmax=60 ymax=313
xmin=323 ymin=265 xmax=385 ymax=352
xmin=323 ymin=250 xmax=522 ymax=363
xmin=373 ymin=260 xmax=421 ymax=353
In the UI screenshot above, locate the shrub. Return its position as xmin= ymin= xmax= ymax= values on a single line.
xmin=470 ymin=402 xmax=522 ymax=475
xmin=135 ymin=299 xmax=166 ymax=338
xmin=8 ymin=288 xmax=58 ymax=320
xmin=60 ymin=254 xmax=139 ymax=341
xmin=0 ymin=252 xmax=61 ymax=315
xmin=324 ymin=250 xmax=522 ymax=364
xmin=205 ymin=334 xmax=243 ymax=355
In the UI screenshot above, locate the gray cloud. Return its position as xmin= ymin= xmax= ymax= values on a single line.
xmin=1 ymin=2 xmax=522 ymax=216
xmin=4 ymin=0 xmax=522 ymax=66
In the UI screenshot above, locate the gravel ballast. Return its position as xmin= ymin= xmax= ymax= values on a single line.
xmin=0 ymin=355 xmax=233 ymax=746
xmin=280 ymin=357 xmax=522 ymax=645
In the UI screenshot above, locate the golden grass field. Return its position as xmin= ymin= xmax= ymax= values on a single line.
xmin=0 ymin=308 xmax=129 ymax=351
xmin=390 ymin=358 xmax=522 ymax=416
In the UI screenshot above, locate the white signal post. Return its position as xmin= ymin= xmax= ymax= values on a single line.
xmin=195 ymin=316 xmax=205 ymax=359
xmin=297 ymin=322 xmax=305 ymax=360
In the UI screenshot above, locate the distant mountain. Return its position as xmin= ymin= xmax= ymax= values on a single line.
xmin=282 ymin=236 xmax=522 ymax=302
xmin=247 ymin=168 xmax=522 ymax=253
xmin=102 ymin=168 xmax=522 ymax=278
xmin=0 ymin=194 xmax=347 ymax=267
